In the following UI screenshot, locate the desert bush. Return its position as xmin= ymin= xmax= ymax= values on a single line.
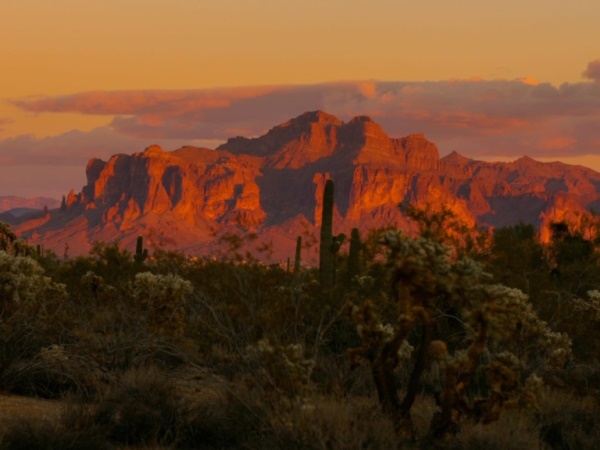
xmin=185 ymin=260 xmax=332 ymax=355
xmin=244 ymin=338 xmax=315 ymax=401
xmin=1 ymin=344 xmax=101 ymax=399
xmin=0 ymin=251 xmax=67 ymax=320
xmin=178 ymin=388 xmax=265 ymax=449
xmin=58 ymin=367 xmax=262 ymax=449
xmin=0 ymin=250 xmax=70 ymax=395
xmin=82 ymin=367 xmax=184 ymax=447
xmin=132 ymin=271 xmax=192 ymax=337
xmin=37 ymin=265 xmax=197 ymax=376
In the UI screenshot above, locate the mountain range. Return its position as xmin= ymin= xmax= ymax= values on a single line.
xmin=8 ymin=111 xmax=600 ymax=262
xmin=0 ymin=196 xmax=60 ymax=214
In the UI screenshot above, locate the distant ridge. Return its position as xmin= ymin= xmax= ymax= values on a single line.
xmin=0 ymin=196 xmax=60 ymax=213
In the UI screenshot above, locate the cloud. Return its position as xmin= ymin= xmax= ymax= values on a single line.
xmin=0 ymin=117 xmax=13 ymax=131
xmin=0 ymin=127 xmax=213 ymax=166
xmin=0 ymin=128 xmax=138 ymax=166
xmin=12 ymin=86 xmax=283 ymax=116
xmin=583 ymin=59 xmax=600 ymax=84
xmin=0 ymin=127 xmax=222 ymax=197
xmin=8 ymin=61 xmax=600 ymax=163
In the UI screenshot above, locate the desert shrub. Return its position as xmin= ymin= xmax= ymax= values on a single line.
xmin=310 ymin=352 xmax=375 ymax=398
xmin=1 ymin=345 xmax=101 ymax=399
xmin=39 ymin=265 xmax=197 ymax=375
xmin=86 ymin=367 xmax=184 ymax=446
xmin=185 ymin=260 xmax=333 ymax=356
xmin=178 ymin=389 xmax=265 ymax=449
xmin=132 ymin=271 xmax=192 ymax=337
xmin=0 ymin=251 xmax=67 ymax=321
xmin=58 ymin=367 xmax=262 ymax=449
xmin=243 ymin=338 xmax=315 ymax=402
xmin=0 ymin=251 xmax=69 ymax=395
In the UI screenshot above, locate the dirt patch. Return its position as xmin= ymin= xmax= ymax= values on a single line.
xmin=0 ymin=393 xmax=64 ymax=427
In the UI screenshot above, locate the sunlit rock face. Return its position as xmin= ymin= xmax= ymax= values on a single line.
xmin=13 ymin=111 xmax=600 ymax=261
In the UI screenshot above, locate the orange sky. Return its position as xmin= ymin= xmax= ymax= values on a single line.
xmin=1 ymin=0 xmax=600 ymax=197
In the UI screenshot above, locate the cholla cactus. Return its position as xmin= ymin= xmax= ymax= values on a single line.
xmin=573 ymin=290 xmax=600 ymax=322
xmin=246 ymin=338 xmax=315 ymax=402
xmin=0 ymin=223 xmax=35 ymax=257
xmin=81 ymin=270 xmax=117 ymax=303
xmin=0 ymin=222 xmax=17 ymax=252
xmin=350 ymin=230 xmax=571 ymax=440
xmin=132 ymin=272 xmax=193 ymax=337
xmin=0 ymin=250 xmax=67 ymax=327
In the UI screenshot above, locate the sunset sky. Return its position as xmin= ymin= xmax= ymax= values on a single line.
xmin=2 ymin=0 xmax=600 ymax=198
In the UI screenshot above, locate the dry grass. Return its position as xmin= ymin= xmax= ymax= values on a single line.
xmin=0 ymin=394 xmax=110 ymax=450
xmin=1 ymin=377 xmax=600 ymax=449
xmin=0 ymin=393 xmax=64 ymax=427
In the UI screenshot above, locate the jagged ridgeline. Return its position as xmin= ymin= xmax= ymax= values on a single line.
xmin=10 ymin=111 xmax=600 ymax=260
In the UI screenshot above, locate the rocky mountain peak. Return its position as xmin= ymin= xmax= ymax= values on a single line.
xmin=291 ymin=110 xmax=343 ymax=126
xmin=143 ymin=144 xmax=164 ymax=155
xmin=441 ymin=150 xmax=473 ymax=166
xmin=349 ymin=115 xmax=374 ymax=124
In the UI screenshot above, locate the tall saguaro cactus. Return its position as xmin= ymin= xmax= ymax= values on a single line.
xmin=134 ymin=235 xmax=149 ymax=264
xmin=294 ymin=236 xmax=302 ymax=274
xmin=348 ymin=228 xmax=361 ymax=282
xmin=320 ymin=179 xmax=335 ymax=290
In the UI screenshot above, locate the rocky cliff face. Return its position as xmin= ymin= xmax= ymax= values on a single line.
xmin=13 ymin=111 xmax=600 ymax=261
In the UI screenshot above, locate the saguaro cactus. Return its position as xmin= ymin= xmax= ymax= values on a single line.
xmin=294 ymin=236 xmax=302 ymax=274
xmin=347 ymin=228 xmax=361 ymax=282
xmin=134 ymin=235 xmax=149 ymax=264
xmin=319 ymin=179 xmax=335 ymax=290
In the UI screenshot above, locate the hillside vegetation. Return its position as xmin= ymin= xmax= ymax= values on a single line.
xmin=0 ymin=203 xmax=599 ymax=449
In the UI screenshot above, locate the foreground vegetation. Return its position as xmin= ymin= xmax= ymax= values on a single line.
xmin=1 ymin=205 xmax=600 ymax=448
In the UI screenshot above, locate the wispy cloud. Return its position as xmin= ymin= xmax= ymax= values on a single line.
xmin=0 ymin=117 xmax=13 ymax=131
xmin=583 ymin=59 xmax=600 ymax=84
xmin=0 ymin=127 xmax=212 ymax=166
xmin=11 ymin=86 xmax=283 ymax=116
xmin=8 ymin=60 xmax=600 ymax=162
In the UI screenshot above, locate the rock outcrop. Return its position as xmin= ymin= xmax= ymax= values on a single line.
xmin=12 ymin=111 xmax=600 ymax=262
